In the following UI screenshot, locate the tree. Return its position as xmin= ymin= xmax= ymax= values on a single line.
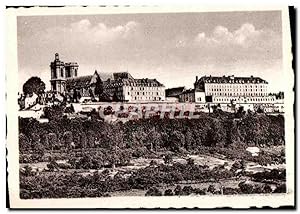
xmin=19 ymin=133 xmax=31 ymax=152
xmin=63 ymin=131 xmax=73 ymax=149
xmin=94 ymin=75 xmax=104 ymax=101
xmin=163 ymin=154 xmax=173 ymax=165
xmin=187 ymin=158 xmax=195 ymax=165
xmin=164 ymin=189 xmax=174 ymax=196
xmin=23 ymin=76 xmax=45 ymax=96
xmin=48 ymin=133 xmax=59 ymax=150
xmin=145 ymin=187 xmax=162 ymax=196
xmin=207 ymin=184 xmax=216 ymax=194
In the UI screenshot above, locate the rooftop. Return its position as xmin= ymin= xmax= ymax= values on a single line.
xmin=165 ymin=87 xmax=185 ymax=97
xmin=197 ymin=75 xmax=268 ymax=84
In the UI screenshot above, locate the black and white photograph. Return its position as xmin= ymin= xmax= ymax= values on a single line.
xmin=6 ymin=6 xmax=295 ymax=208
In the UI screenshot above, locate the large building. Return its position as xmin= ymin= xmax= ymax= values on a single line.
xmin=104 ymin=72 xmax=165 ymax=102
xmin=179 ymin=75 xmax=277 ymax=104
xmin=50 ymin=53 xmax=79 ymax=94
xmin=50 ymin=53 xmax=165 ymax=102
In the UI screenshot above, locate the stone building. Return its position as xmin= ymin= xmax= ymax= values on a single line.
xmin=50 ymin=54 xmax=165 ymax=102
xmin=179 ymin=75 xmax=276 ymax=104
xmin=50 ymin=53 xmax=79 ymax=94
xmin=104 ymin=72 xmax=165 ymax=102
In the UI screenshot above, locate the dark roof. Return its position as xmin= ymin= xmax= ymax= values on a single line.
xmin=181 ymin=88 xmax=195 ymax=94
xmin=66 ymin=71 xmax=164 ymax=90
xmin=196 ymin=75 xmax=268 ymax=84
xmin=66 ymin=75 xmax=93 ymax=90
xmin=113 ymin=72 xmax=134 ymax=80
xmin=165 ymin=87 xmax=185 ymax=97
xmin=104 ymin=76 xmax=164 ymax=88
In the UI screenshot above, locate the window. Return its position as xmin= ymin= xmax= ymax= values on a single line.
xmin=53 ymin=69 xmax=57 ymax=78
xmin=60 ymin=68 xmax=64 ymax=77
xmin=66 ymin=70 xmax=71 ymax=78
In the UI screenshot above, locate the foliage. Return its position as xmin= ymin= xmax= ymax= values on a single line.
xmin=145 ymin=187 xmax=162 ymax=196
xmin=22 ymin=76 xmax=45 ymax=96
xmin=19 ymin=112 xmax=285 ymax=172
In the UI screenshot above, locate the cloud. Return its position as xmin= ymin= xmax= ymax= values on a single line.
xmin=48 ymin=19 xmax=140 ymax=45
xmin=193 ymin=23 xmax=281 ymax=62
xmin=195 ymin=23 xmax=280 ymax=49
xmin=195 ymin=23 xmax=263 ymax=47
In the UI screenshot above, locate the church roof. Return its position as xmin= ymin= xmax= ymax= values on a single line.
xmin=65 ymin=71 xmax=101 ymax=90
xmin=104 ymin=77 xmax=164 ymax=88
xmin=66 ymin=75 xmax=93 ymax=90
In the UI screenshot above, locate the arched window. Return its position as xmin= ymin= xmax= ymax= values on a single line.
xmin=61 ymin=68 xmax=64 ymax=77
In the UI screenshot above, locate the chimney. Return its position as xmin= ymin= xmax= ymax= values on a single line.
xmin=196 ymin=76 xmax=198 ymax=82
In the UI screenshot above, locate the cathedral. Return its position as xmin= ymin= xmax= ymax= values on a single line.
xmin=50 ymin=53 xmax=165 ymax=102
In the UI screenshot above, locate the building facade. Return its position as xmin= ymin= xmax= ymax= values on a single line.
xmin=104 ymin=72 xmax=165 ymax=102
xmin=180 ymin=75 xmax=277 ymax=104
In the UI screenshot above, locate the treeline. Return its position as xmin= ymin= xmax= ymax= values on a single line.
xmin=19 ymin=111 xmax=284 ymax=154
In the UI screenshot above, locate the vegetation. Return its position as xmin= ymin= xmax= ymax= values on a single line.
xmin=22 ymin=76 xmax=46 ymax=97
xmin=19 ymin=161 xmax=286 ymax=199
xmin=19 ymin=112 xmax=284 ymax=155
xmin=19 ymin=110 xmax=286 ymax=199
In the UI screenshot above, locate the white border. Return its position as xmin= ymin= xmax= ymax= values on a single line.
xmin=5 ymin=5 xmax=295 ymax=209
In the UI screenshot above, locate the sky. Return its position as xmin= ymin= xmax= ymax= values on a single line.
xmin=18 ymin=11 xmax=283 ymax=92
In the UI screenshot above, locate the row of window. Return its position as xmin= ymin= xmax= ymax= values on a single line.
xmin=205 ymin=80 xmax=265 ymax=84
xmin=209 ymin=88 xmax=266 ymax=92
xmin=130 ymin=87 xmax=164 ymax=91
xmin=128 ymin=91 xmax=163 ymax=96
xmin=214 ymin=97 xmax=275 ymax=102
xmin=207 ymin=92 xmax=268 ymax=96
xmin=207 ymin=84 xmax=267 ymax=88
xmin=133 ymin=96 xmax=162 ymax=101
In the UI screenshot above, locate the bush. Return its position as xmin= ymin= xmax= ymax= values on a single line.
xmin=273 ymin=184 xmax=286 ymax=193
xmin=163 ymin=154 xmax=173 ymax=164
xmin=174 ymin=185 xmax=182 ymax=196
xmin=145 ymin=187 xmax=162 ymax=196
xmin=193 ymin=188 xmax=206 ymax=195
xmin=223 ymin=187 xmax=240 ymax=195
xmin=207 ymin=185 xmax=216 ymax=194
xmin=164 ymin=189 xmax=174 ymax=196
xmin=182 ymin=185 xmax=194 ymax=195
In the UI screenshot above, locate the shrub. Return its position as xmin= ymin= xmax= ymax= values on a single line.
xmin=164 ymin=189 xmax=174 ymax=196
xmin=182 ymin=185 xmax=194 ymax=195
xmin=207 ymin=185 xmax=216 ymax=194
xmin=174 ymin=185 xmax=182 ymax=196
xmin=193 ymin=188 xmax=206 ymax=195
xmin=145 ymin=187 xmax=162 ymax=196
xmin=273 ymin=184 xmax=287 ymax=193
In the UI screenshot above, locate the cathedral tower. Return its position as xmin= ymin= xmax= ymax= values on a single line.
xmin=50 ymin=53 xmax=79 ymax=94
